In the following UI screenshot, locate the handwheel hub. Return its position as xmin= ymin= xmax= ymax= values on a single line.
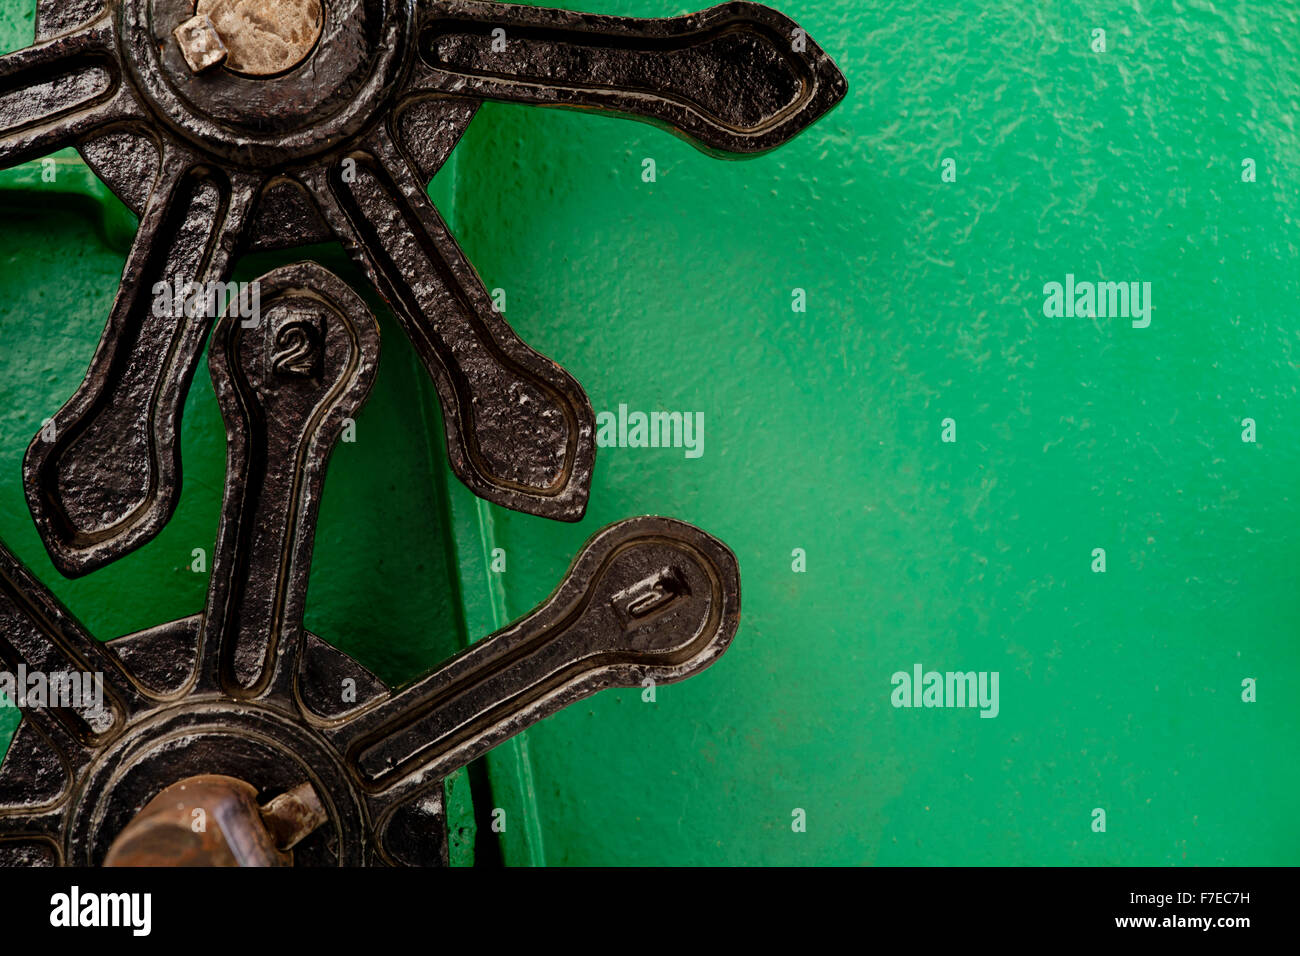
xmin=68 ymin=698 xmax=370 ymax=867
xmin=120 ymin=0 xmax=408 ymax=165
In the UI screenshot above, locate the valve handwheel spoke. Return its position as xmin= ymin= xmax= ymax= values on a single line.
xmin=0 ymin=12 xmax=145 ymax=166
xmin=300 ymin=123 xmax=595 ymax=519
xmin=194 ymin=264 xmax=380 ymax=700
xmin=0 ymin=541 xmax=143 ymax=757
xmin=408 ymin=0 xmax=848 ymax=155
xmin=24 ymin=149 xmax=259 ymax=577
xmin=333 ymin=515 xmax=740 ymax=810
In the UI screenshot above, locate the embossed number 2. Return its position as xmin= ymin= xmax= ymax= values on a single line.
xmin=272 ymin=320 xmax=321 ymax=377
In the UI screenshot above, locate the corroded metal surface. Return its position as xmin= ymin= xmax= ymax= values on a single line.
xmin=173 ymin=14 xmax=228 ymax=73
xmin=0 ymin=262 xmax=742 ymax=866
xmin=0 ymin=0 xmax=846 ymax=576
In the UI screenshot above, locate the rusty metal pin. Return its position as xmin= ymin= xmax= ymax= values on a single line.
xmin=173 ymin=14 xmax=227 ymax=73
xmin=104 ymin=775 xmax=327 ymax=866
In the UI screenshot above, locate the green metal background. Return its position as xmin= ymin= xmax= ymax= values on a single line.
xmin=3 ymin=0 xmax=1299 ymax=866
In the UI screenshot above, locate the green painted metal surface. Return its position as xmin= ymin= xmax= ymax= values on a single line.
xmin=2 ymin=0 xmax=1298 ymax=868
xmin=442 ymin=0 xmax=1300 ymax=865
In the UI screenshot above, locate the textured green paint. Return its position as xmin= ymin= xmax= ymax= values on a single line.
xmin=442 ymin=0 xmax=1300 ymax=865
xmin=2 ymin=0 xmax=1297 ymax=869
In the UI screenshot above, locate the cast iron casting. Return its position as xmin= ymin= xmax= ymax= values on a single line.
xmin=0 ymin=0 xmax=847 ymax=577
xmin=0 ymin=262 xmax=742 ymax=866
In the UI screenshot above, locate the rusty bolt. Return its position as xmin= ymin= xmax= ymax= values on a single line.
xmin=173 ymin=14 xmax=228 ymax=74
